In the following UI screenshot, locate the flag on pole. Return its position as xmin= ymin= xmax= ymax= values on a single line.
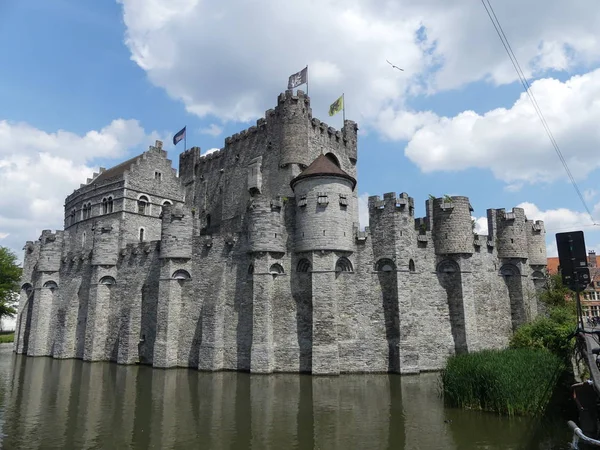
xmin=173 ymin=126 xmax=186 ymax=146
xmin=328 ymin=95 xmax=344 ymax=117
xmin=288 ymin=67 xmax=308 ymax=89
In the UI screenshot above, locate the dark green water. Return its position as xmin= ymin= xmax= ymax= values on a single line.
xmin=0 ymin=345 xmax=573 ymax=449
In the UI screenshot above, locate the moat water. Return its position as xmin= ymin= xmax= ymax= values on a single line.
xmin=0 ymin=345 xmax=574 ymax=449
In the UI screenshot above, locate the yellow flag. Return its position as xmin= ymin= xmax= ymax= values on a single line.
xmin=328 ymin=94 xmax=343 ymax=116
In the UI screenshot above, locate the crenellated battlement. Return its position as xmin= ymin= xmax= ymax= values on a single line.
xmin=368 ymin=192 xmax=414 ymax=212
xmin=15 ymin=90 xmax=549 ymax=375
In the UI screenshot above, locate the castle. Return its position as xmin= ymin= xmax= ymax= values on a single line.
xmin=13 ymin=91 xmax=548 ymax=375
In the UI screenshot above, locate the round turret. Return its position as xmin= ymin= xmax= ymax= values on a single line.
xmin=495 ymin=208 xmax=528 ymax=259
xmin=526 ymin=220 xmax=547 ymax=265
xmin=278 ymin=90 xmax=311 ymax=168
xmin=432 ymin=196 xmax=474 ymax=255
xmin=160 ymin=204 xmax=193 ymax=259
xmin=291 ymin=154 xmax=356 ymax=252
xmin=246 ymin=197 xmax=286 ymax=253
xmin=37 ymin=230 xmax=63 ymax=272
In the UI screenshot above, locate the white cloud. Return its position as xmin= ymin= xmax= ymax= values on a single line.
xmin=202 ymin=148 xmax=220 ymax=156
xmin=199 ymin=124 xmax=223 ymax=137
xmin=0 ymin=120 xmax=158 ymax=258
xmin=472 ymin=216 xmax=489 ymax=235
xmin=117 ymin=0 xmax=600 ymax=130
xmin=518 ymin=202 xmax=596 ymax=233
xmin=358 ymin=192 xmax=369 ymax=230
xmin=405 ymin=70 xmax=600 ymax=184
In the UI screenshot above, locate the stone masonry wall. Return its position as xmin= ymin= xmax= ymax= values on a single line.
xmin=15 ymin=91 xmax=548 ymax=376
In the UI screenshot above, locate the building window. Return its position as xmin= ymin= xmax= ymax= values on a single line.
xmin=376 ymin=259 xmax=396 ymax=272
xmin=107 ymin=197 xmax=114 ymax=213
xmin=172 ymin=270 xmax=191 ymax=280
xmin=409 ymin=259 xmax=416 ymax=272
xmin=317 ymin=192 xmax=329 ymax=205
xmin=161 ymin=200 xmax=172 ymax=215
xmin=335 ymin=257 xmax=353 ymax=272
xmin=297 ymin=259 xmax=311 ymax=272
xmin=298 ymin=195 xmax=307 ymax=207
xmin=138 ymin=196 xmax=149 ymax=215
xmin=99 ymin=276 xmax=116 ymax=286
xmin=82 ymin=232 xmax=86 ymax=248
xmin=102 ymin=198 xmax=108 ymax=214
xmin=139 ymin=228 xmax=145 ymax=242
xmin=339 ymin=194 xmax=348 ymax=207
xmin=269 ymin=263 xmax=284 ymax=276
xmin=82 ymin=202 xmax=92 ymax=219
xmin=154 ymin=171 xmax=162 ymax=181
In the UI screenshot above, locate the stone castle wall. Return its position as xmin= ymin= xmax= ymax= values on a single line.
xmin=14 ymin=91 xmax=548 ymax=375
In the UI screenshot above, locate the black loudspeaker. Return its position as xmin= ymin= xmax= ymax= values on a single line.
xmin=556 ymin=231 xmax=591 ymax=291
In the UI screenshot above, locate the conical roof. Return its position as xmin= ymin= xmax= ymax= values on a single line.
xmin=290 ymin=154 xmax=356 ymax=190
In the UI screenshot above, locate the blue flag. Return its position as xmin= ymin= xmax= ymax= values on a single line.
xmin=173 ymin=126 xmax=186 ymax=146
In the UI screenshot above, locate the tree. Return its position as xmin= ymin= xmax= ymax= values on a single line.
xmin=0 ymin=247 xmax=21 ymax=327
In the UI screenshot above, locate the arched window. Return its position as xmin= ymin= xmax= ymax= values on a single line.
xmin=531 ymin=270 xmax=545 ymax=280
xmin=437 ymin=260 xmax=460 ymax=274
xmin=206 ymin=214 xmax=211 ymax=229
xmin=43 ymin=281 xmax=58 ymax=291
xmin=81 ymin=205 xmax=86 ymax=220
xmin=138 ymin=195 xmax=149 ymax=215
xmin=409 ymin=259 xmax=416 ymax=272
xmin=500 ymin=264 xmax=520 ymax=277
xmin=325 ymin=152 xmax=340 ymax=167
xmin=99 ymin=276 xmax=116 ymax=285
xmin=21 ymin=283 xmax=33 ymax=297
xmin=269 ymin=263 xmax=284 ymax=276
xmin=107 ymin=196 xmax=114 ymax=213
xmin=139 ymin=228 xmax=145 ymax=242
xmin=161 ymin=200 xmax=172 ymax=215
xmin=248 ymin=264 xmax=254 ymax=276
xmin=102 ymin=198 xmax=108 ymax=214
xmin=376 ymin=258 xmax=396 ymax=272
xmin=82 ymin=203 xmax=91 ymax=220
xmin=172 ymin=270 xmax=191 ymax=280
xmin=335 ymin=257 xmax=353 ymax=272
xmin=297 ymin=259 xmax=311 ymax=273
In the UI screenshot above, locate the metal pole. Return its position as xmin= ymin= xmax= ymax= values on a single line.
xmin=342 ymin=93 xmax=345 ymax=124
xmin=306 ymin=65 xmax=309 ymax=96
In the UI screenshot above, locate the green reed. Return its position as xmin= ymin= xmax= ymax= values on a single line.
xmin=441 ymin=348 xmax=564 ymax=416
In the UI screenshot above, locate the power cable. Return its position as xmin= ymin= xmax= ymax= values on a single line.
xmin=481 ymin=0 xmax=598 ymax=225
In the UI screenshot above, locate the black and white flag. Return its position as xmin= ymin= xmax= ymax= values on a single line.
xmin=287 ymin=67 xmax=308 ymax=89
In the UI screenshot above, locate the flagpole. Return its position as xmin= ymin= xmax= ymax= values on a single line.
xmin=342 ymin=93 xmax=345 ymax=124
xmin=306 ymin=65 xmax=309 ymax=96
xmin=184 ymin=125 xmax=187 ymax=151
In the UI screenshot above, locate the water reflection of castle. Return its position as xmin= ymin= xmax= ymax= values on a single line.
xmin=0 ymin=349 xmax=543 ymax=449
xmin=14 ymin=91 xmax=547 ymax=375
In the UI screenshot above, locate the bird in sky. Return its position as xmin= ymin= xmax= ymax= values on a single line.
xmin=386 ymin=59 xmax=404 ymax=71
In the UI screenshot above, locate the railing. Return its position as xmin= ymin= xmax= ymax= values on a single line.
xmin=569 ymin=329 xmax=600 ymax=448
xmin=569 ymin=421 xmax=600 ymax=449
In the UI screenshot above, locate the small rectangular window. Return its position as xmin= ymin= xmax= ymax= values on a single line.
xmin=154 ymin=171 xmax=162 ymax=181
xmin=317 ymin=192 xmax=329 ymax=205
xmin=298 ymin=195 xmax=307 ymax=207
xmin=339 ymin=194 xmax=348 ymax=206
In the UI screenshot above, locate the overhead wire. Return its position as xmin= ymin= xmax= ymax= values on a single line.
xmin=480 ymin=0 xmax=598 ymax=226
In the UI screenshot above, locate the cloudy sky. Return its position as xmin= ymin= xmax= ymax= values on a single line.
xmin=1 ymin=0 xmax=600 ymax=261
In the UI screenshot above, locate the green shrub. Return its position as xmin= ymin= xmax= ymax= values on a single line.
xmin=0 ymin=332 xmax=14 ymax=344
xmin=509 ymin=303 xmax=576 ymax=362
xmin=441 ymin=348 xmax=564 ymax=416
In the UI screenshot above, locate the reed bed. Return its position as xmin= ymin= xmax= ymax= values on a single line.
xmin=441 ymin=348 xmax=564 ymax=416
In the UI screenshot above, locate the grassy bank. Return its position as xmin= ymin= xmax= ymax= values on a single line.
xmin=441 ymin=348 xmax=564 ymax=416
xmin=0 ymin=332 xmax=14 ymax=344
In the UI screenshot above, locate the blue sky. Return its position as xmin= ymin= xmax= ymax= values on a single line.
xmin=1 ymin=0 xmax=600 ymax=260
